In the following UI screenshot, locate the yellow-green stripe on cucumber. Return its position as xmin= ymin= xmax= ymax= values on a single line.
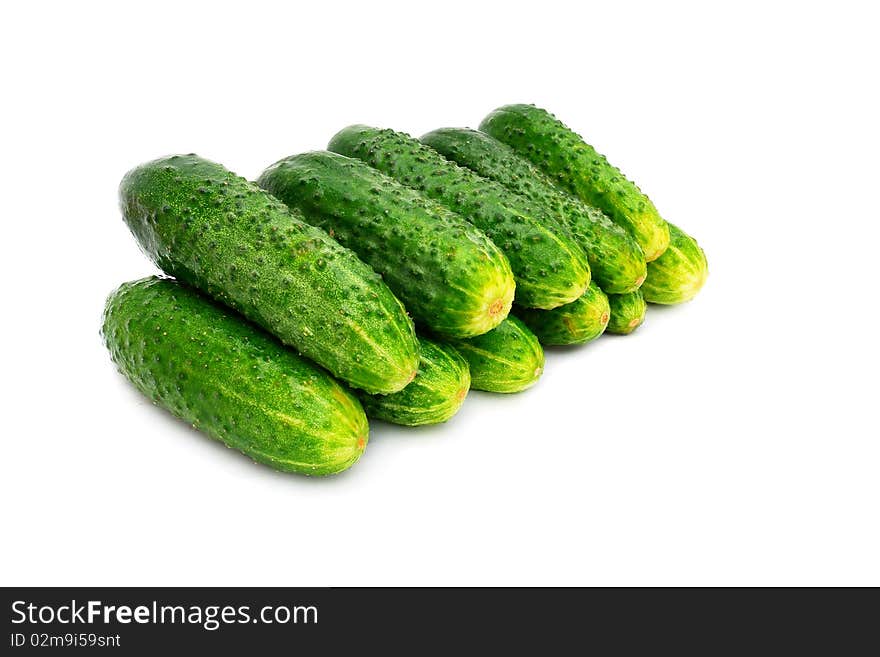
xmin=641 ymin=223 xmax=708 ymax=304
xmin=446 ymin=317 xmax=544 ymax=393
xmin=358 ymin=337 xmax=470 ymax=426
xmin=606 ymin=290 xmax=647 ymax=335
xmin=517 ymin=282 xmax=610 ymax=346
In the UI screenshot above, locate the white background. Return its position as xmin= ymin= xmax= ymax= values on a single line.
xmin=2 ymin=1 xmax=877 ymax=586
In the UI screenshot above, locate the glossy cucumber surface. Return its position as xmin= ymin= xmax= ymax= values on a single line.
xmin=102 ymin=277 xmax=369 ymax=475
xmin=258 ymin=151 xmax=514 ymax=338
xmin=329 ymin=125 xmax=590 ymax=309
xmin=481 ymin=104 xmax=670 ymax=261
xmin=119 ymin=154 xmax=419 ymax=394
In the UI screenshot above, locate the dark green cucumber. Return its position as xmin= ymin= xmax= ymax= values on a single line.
xmin=446 ymin=317 xmax=544 ymax=393
xmin=641 ymin=223 xmax=708 ymax=304
xmin=257 ymin=151 xmax=514 ymax=338
xmin=606 ymin=290 xmax=646 ymax=335
xmin=420 ymin=127 xmax=646 ymax=294
xmin=119 ymin=154 xmax=419 ymax=394
xmin=517 ymin=282 xmax=610 ymax=346
xmin=328 ymin=125 xmax=590 ymax=310
xmin=359 ymin=337 xmax=470 ymax=426
xmin=480 ymin=104 xmax=671 ymax=261
xmin=102 ymin=277 xmax=368 ymax=476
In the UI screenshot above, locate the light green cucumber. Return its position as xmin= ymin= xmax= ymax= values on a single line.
xmin=328 ymin=125 xmax=590 ymax=310
xmin=358 ymin=337 xmax=470 ymax=426
xmin=119 ymin=154 xmax=419 ymax=394
xmin=102 ymin=277 xmax=368 ymax=476
xmin=420 ymin=127 xmax=647 ymax=294
xmin=446 ymin=317 xmax=544 ymax=393
xmin=517 ymin=282 xmax=610 ymax=346
xmin=480 ymin=104 xmax=670 ymax=261
xmin=257 ymin=151 xmax=514 ymax=338
xmin=606 ymin=290 xmax=647 ymax=335
xmin=641 ymin=223 xmax=708 ymax=304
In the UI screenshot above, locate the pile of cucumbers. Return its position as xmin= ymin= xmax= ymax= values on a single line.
xmin=103 ymin=104 xmax=708 ymax=476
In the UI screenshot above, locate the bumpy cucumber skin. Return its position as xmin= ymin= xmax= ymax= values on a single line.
xmin=119 ymin=154 xmax=418 ymax=395
xmin=480 ymin=104 xmax=671 ymax=261
xmin=359 ymin=337 xmax=470 ymax=426
xmin=328 ymin=125 xmax=590 ymax=310
xmin=102 ymin=277 xmax=368 ymax=476
xmin=641 ymin=223 xmax=708 ymax=304
xmin=606 ymin=290 xmax=647 ymax=335
xmin=257 ymin=151 xmax=514 ymax=338
xmin=420 ymin=127 xmax=647 ymax=294
xmin=446 ymin=316 xmax=544 ymax=393
xmin=517 ymin=282 xmax=610 ymax=346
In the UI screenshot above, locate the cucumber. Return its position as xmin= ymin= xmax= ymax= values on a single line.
xmin=446 ymin=316 xmax=544 ymax=393
xmin=420 ymin=127 xmax=646 ymax=294
xmin=119 ymin=154 xmax=419 ymax=395
xmin=359 ymin=337 xmax=470 ymax=426
xmin=641 ymin=223 xmax=708 ymax=304
xmin=328 ymin=125 xmax=590 ymax=310
xmin=517 ymin=282 xmax=610 ymax=346
xmin=480 ymin=104 xmax=671 ymax=261
xmin=101 ymin=277 xmax=368 ymax=476
xmin=606 ymin=290 xmax=647 ymax=335
xmin=257 ymin=151 xmax=514 ymax=338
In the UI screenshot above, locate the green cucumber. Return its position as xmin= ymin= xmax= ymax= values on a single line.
xmin=446 ymin=316 xmax=544 ymax=393
xmin=420 ymin=127 xmax=646 ymax=294
xmin=606 ymin=290 xmax=647 ymax=335
xmin=517 ymin=282 xmax=610 ymax=346
xmin=359 ymin=337 xmax=470 ymax=426
xmin=257 ymin=151 xmax=514 ymax=338
xmin=119 ymin=154 xmax=419 ymax=394
xmin=328 ymin=125 xmax=590 ymax=310
xmin=641 ymin=223 xmax=708 ymax=304
xmin=480 ymin=104 xmax=671 ymax=261
xmin=102 ymin=277 xmax=368 ymax=476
